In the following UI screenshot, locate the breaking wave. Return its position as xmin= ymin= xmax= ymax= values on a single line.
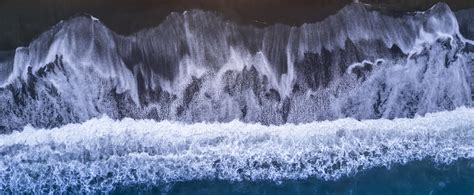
xmin=0 ymin=107 xmax=473 ymax=193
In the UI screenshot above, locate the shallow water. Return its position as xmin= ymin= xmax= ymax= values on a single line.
xmin=1 ymin=108 xmax=473 ymax=193
xmin=112 ymin=159 xmax=474 ymax=194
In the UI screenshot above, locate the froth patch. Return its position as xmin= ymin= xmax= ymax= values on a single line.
xmin=0 ymin=108 xmax=473 ymax=193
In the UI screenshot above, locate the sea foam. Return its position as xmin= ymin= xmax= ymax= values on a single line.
xmin=0 ymin=107 xmax=473 ymax=193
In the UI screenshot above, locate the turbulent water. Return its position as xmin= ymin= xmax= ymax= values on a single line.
xmin=0 ymin=1 xmax=474 ymax=193
xmin=1 ymin=108 xmax=473 ymax=193
xmin=1 ymin=3 xmax=474 ymax=132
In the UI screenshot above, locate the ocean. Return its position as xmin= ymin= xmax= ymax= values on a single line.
xmin=1 ymin=1 xmax=474 ymax=193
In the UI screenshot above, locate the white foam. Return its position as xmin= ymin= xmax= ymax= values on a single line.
xmin=90 ymin=16 xmax=100 ymax=22
xmin=0 ymin=108 xmax=473 ymax=193
xmin=1 ymin=4 xmax=472 ymax=130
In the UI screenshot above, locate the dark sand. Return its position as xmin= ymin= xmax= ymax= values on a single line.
xmin=0 ymin=0 xmax=473 ymax=50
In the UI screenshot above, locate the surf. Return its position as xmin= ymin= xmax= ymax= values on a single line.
xmin=1 ymin=107 xmax=473 ymax=193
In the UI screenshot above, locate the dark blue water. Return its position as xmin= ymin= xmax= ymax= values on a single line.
xmin=112 ymin=159 xmax=474 ymax=194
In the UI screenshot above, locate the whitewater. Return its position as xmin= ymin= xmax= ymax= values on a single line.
xmin=1 ymin=3 xmax=473 ymax=132
xmin=1 ymin=107 xmax=473 ymax=193
xmin=0 ymin=1 xmax=474 ymax=193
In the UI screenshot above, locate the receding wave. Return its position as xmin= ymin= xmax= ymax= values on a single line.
xmin=0 ymin=3 xmax=473 ymax=132
xmin=0 ymin=107 xmax=473 ymax=193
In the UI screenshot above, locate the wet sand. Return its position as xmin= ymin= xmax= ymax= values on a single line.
xmin=0 ymin=0 xmax=473 ymax=50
